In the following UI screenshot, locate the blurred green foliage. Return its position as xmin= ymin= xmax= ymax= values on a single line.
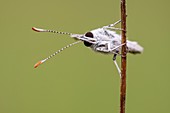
xmin=0 ymin=0 xmax=170 ymax=113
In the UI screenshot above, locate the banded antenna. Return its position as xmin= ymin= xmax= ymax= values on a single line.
xmin=32 ymin=27 xmax=97 ymax=43
xmin=32 ymin=27 xmax=72 ymax=35
xmin=34 ymin=41 xmax=81 ymax=68
xmin=32 ymin=27 xmax=83 ymax=68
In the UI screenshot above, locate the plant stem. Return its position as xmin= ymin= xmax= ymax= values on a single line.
xmin=120 ymin=0 xmax=127 ymax=113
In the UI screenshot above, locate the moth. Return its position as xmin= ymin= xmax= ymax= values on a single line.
xmin=32 ymin=20 xmax=143 ymax=76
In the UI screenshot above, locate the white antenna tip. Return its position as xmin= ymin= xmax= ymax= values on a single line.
xmin=32 ymin=27 xmax=46 ymax=32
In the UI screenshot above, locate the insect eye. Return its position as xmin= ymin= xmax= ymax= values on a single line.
xmin=84 ymin=32 xmax=94 ymax=47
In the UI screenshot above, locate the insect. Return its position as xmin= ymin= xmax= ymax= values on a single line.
xmin=32 ymin=20 xmax=143 ymax=77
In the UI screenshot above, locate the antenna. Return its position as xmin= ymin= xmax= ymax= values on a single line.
xmin=32 ymin=27 xmax=97 ymax=44
xmin=34 ymin=41 xmax=81 ymax=68
xmin=32 ymin=27 xmax=72 ymax=35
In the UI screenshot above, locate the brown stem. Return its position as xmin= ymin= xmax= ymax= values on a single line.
xmin=120 ymin=0 xmax=127 ymax=113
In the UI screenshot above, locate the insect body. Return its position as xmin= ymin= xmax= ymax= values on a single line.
xmin=32 ymin=20 xmax=143 ymax=76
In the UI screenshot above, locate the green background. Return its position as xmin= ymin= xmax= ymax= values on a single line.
xmin=1 ymin=0 xmax=170 ymax=113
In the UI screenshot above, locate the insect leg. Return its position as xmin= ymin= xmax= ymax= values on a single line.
xmin=113 ymin=51 xmax=121 ymax=77
xmin=111 ymin=43 xmax=126 ymax=77
xmin=107 ymin=27 xmax=123 ymax=31
xmin=103 ymin=19 xmax=121 ymax=28
xmin=95 ymin=43 xmax=125 ymax=54
xmin=108 ymin=19 xmax=121 ymax=27
xmin=110 ymin=43 xmax=126 ymax=51
xmin=102 ymin=19 xmax=125 ymax=31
